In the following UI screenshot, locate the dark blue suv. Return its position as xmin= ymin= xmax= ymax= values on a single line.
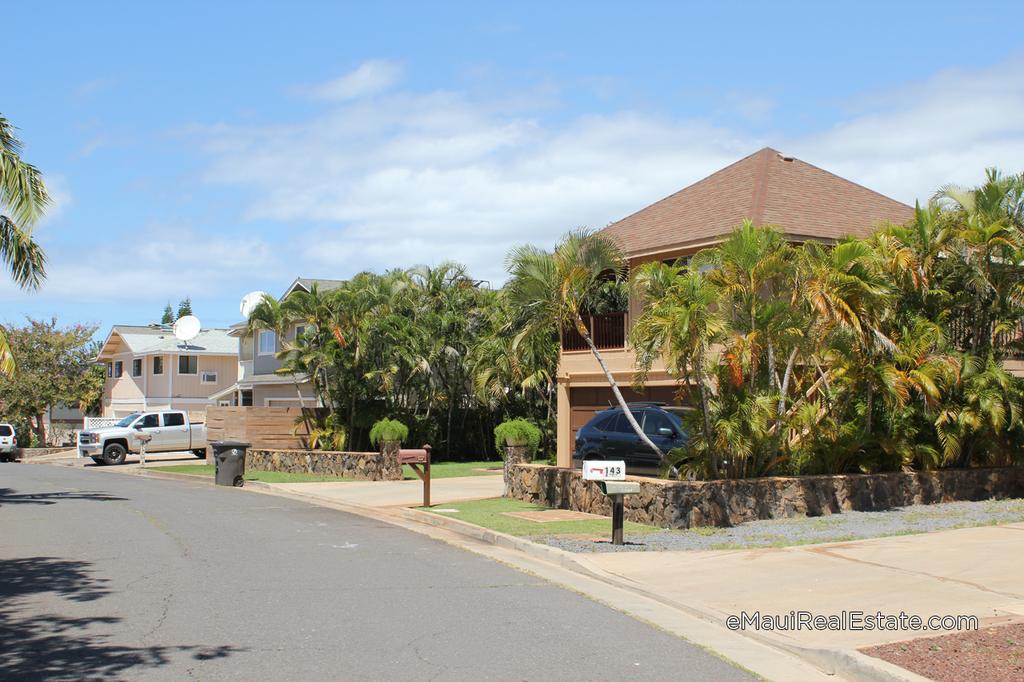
xmin=573 ymin=403 xmax=689 ymax=473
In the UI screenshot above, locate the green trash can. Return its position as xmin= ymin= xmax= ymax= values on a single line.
xmin=211 ymin=441 xmax=250 ymax=487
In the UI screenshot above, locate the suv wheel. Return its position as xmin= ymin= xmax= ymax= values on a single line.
xmin=102 ymin=443 xmax=127 ymax=466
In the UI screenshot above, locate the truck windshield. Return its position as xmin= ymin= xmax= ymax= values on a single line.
xmin=115 ymin=413 xmax=142 ymax=427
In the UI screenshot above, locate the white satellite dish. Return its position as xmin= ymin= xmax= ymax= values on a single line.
xmin=173 ymin=315 xmax=201 ymax=344
xmin=240 ymin=291 xmax=269 ymax=319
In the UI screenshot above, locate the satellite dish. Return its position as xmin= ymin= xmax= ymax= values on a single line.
xmin=240 ymin=291 xmax=269 ymax=319
xmin=173 ymin=315 xmax=201 ymax=343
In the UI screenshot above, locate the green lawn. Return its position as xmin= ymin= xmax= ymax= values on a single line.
xmin=149 ymin=464 xmax=356 ymax=483
xmin=405 ymin=460 xmax=502 ymax=480
xmin=150 ymin=459 xmax=502 ymax=483
xmin=423 ymin=497 xmax=657 ymax=536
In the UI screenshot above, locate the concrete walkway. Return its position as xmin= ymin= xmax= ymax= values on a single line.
xmin=577 ymin=523 xmax=1024 ymax=652
xmin=273 ymin=474 xmax=504 ymax=508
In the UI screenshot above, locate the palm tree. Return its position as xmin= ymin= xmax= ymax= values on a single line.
xmin=630 ymin=262 xmax=725 ymax=472
xmin=505 ymin=228 xmax=667 ymax=461
xmin=1 ymin=116 xmax=49 ymax=375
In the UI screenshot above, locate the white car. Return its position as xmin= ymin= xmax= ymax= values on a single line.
xmin=78 ymin=411 xmax=208 ymax=465
xmin=0 ymin=423 xmax=16 ymax=460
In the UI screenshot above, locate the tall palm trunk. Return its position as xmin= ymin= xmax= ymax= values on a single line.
xmin=576 ymin=315 xmax=665 ymax=461
xmin=691 ymin=349 xmax=717 ymax=473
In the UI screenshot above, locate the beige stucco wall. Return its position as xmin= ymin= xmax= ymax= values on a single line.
xmin=101 ymin=353 xmax=239 ymax=417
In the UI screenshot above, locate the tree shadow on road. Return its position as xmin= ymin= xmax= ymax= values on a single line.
xmin=0 ymin=487 xmax=128 ymax=507
xmin=0 ymin=556 xmax=244 ymax=680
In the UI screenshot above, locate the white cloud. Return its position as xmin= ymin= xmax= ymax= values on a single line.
xmin=307 ymin=60 xmax=404 ymax=101
xmin=191 ymin=57 xmax=1024 ymax=286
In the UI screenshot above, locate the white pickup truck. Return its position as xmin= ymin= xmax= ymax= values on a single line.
xmin=78 ymin=410 xmax=208 ymax=465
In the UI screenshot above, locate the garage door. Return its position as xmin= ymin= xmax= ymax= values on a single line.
xmin=568 ymin=386 xmax=681 ymax=445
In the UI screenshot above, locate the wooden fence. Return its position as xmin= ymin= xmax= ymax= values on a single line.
xmin=205 ymin=406 xmax=328 ymax=449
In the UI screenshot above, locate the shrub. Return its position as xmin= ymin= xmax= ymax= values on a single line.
xmin=369 ymin=418 xmax=409 ymax=447
xmin=494 ymin=418 xmax=541 ymax=458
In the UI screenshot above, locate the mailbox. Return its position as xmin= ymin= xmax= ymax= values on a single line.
xmin=399 ymin=445 xmax=432 ymax=507
xmin=598 ymin=481 xmax=641 ymax=496
xmin=596 ymin=479 xmax=642 ymax=546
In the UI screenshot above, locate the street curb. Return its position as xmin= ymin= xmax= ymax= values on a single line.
xmin=80 ymin=463 xmax=923 ymax=682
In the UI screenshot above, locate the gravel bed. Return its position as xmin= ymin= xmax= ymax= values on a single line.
xmin=536 ymin=498 xmax=1024 ymax=553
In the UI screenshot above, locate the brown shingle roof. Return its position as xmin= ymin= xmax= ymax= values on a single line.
xmin=601 ymin=147 xmax=914 ymax=257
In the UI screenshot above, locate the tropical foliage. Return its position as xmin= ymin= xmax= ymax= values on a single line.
xmin=0 ymin=319 xmax=104 ymax=445
xmin=369 ymin=418 xmax=409 ymax=446
xmin=1 ymin=115 xmax=49 ymax=376
xmin=247 ymin=263 xmax=557 ymax=459
xmin=628 ymin=168 xmax=1024 ymax=479
xmin=493 ymin=418 xmax=542 ymax=458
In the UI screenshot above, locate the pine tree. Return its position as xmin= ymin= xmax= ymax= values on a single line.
xmin=161 ymin=303 xmax=174 ymax=324
xmin=176 ymin=298 xmax=193 ymax=320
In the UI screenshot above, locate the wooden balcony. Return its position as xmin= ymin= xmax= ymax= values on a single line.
xmin=561 ymin=312 xmax=626 ymax=352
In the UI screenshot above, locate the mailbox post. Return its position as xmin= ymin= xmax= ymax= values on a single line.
xmin=583 ymin=460 xmax=641 ymax=545
xmin=398 ymin=444 xmax=432 ymax=507
xmin=133 ymin=426 xmax=152 ymax=467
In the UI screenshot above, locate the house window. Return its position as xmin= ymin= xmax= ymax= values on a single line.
xmin=113 ymin=361 xmax=123 ymax=378
xmin=258 ymin=330 xmax=276 ymax=355
xmin=241 ymin=389 xmax=253 ymax=407
xmin=178 ymin=355 xmax=198 ymax=374
xmin=201 ymin=370 xmax=218 ymax=384
xmin=295 ymin=325 xmax=306 ymax=339
xmin=106 ymin=362 xmax=113 ymax=378
xmin=153 ymin=356 xmax=164 ymax=375
xmin=132 ymin=359 xmax=142 ymax=377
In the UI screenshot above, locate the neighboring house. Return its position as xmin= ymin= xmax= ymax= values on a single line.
xmin=96 ymin=325 xmax=239 ymax=418
xmin=555 ymin=147 xmax=916 ymax=467
xmin=213 ymin=277 xmax=345 ymax=408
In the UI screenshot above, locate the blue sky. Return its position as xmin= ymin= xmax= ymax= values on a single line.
xmin=4 ymin=1 xmax=1024 ymax=334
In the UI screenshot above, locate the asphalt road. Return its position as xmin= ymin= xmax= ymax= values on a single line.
xmin=1 ymin=463 xmax=753 ymax=681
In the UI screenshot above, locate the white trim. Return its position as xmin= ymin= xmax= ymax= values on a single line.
xmin=200 ymin=370 xmax=218 ymax=384
xmin=262 ymin=396 xmax=319 ymax=407
xmin=257 ymin=329 xmax=277 ymax=356
xmin=111 ymin=397 xmax=213 ymax=405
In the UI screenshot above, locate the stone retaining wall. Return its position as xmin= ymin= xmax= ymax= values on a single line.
xmin=3 ymin=447 xmax=74 ymax=462
xmin=246 ymin=446 xmax=402 ymax=481
xmin=507 ymin=464 xmax=1024 ymax=529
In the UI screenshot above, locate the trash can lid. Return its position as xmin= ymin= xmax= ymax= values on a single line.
xmin=210 ymin=440 xmax=251 ymax=448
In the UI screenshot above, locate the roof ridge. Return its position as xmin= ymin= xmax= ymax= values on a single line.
xmin=603 ymin=147 xmax=775 ymax=237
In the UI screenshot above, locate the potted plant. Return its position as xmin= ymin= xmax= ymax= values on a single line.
xmin=370 ymin=418 xmax=409 ymax=449
xmin=494 ymin=418 xmax=541 ymax=494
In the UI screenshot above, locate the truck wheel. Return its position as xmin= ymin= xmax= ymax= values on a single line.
xmin=102 ymin=443 xmax=127 ymax=466
xmin=193 ymin=448 xmax=207 ymax=459
xmin=90 ymin=456 xmax=105 ymax=466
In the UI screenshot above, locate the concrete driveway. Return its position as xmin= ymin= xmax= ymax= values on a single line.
xmin=272 ymin=475 xmax=505 ymax=508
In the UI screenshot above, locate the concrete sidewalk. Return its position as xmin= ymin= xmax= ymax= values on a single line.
xmin=272 ymin=475 xmax=504 ymax=508
xmin=576 ymin=523 xmax=1024 ymax=652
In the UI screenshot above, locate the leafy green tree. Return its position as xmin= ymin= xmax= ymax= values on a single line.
xmin=1 ymin=116 xmax=49 ymax=376
xmin=505 ymin=228 xmax=667 ymax=462
xmin=0 ymin=319 xmax=104 ymax=445
xmin=161 ymin=303 xmax=174 ymax=324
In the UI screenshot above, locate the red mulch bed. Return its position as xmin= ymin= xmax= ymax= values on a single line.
xmin=861 ymin=621 xmax=1024 ymax=681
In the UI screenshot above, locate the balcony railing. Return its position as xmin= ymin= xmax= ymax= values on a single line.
xmin=947 ymin=315 xmax=1024 ymax=359
xmin=561 ymin=312 xmax=626 ymax=351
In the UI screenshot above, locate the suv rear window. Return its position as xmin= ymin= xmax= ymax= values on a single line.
xmin=593 ymin=414 xmax=617 ymax=431
xmin=611 ymin=412 xmax=644 ymax=433
xmin=0 ymin=425 xmax=12 ymax=437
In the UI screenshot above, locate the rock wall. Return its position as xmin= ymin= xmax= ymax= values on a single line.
xmin=246 ymin=448 xmax=402 ymax=481
xmin=506 ymin=464 xmax=1024 ymax=529
xmin=4 ymin=447 xmax=74 ymax=462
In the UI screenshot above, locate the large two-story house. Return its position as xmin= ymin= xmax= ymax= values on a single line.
xmin=212 ymin=277 xmax=345 ymax=408
xmin=554 ymin=147 xmax=916 ymax=467
xmin=96 ymin=325 xmax=239 ymax=418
